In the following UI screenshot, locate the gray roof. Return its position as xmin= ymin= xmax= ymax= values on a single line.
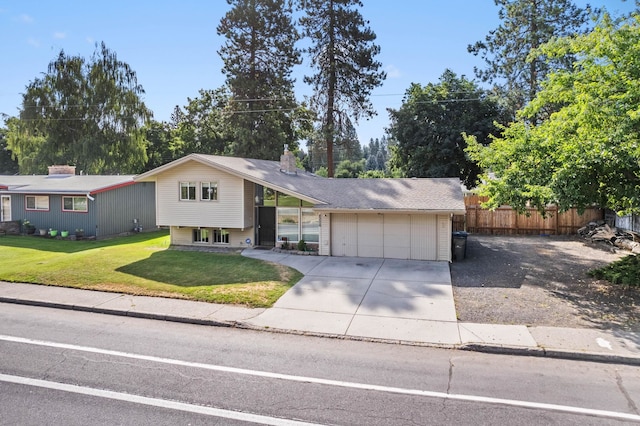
xmin=0 ymin=174 xmax=136 ymax=194
xmin=135 ymin=153 xmax=465 ymax=213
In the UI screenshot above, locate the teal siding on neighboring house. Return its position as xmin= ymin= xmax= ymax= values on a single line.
xmin=7 ymin=182 xmax=155 ymax=238
xmin=95 ymin=182 xmax=156 ymax=237
xmin=10 ymin=193 xmax=96 ymax=236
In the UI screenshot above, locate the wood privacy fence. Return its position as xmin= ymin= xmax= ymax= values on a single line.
xmin=452 ymin=195 xmax=603 ymax=235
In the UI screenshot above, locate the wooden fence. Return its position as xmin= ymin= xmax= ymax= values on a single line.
xmin=452 ymin=195 xmax=603 ymax=235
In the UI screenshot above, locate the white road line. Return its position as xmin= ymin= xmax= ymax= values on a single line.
xmin=0 ymin=373 xmax=319 ymax=426
xmin=2 ymin=334 xmax=639 ymax=422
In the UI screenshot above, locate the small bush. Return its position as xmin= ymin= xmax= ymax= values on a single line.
xmin=588 ymin=255 xmax=640 ymax=286
xmin=297 ymin=240 xmax=307 ymax=251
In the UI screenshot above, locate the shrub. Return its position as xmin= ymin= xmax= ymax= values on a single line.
xmin=297 ymin=240 xmax=307 ymax=251
xmin=588 ymin=255 xmax=640 ymax=287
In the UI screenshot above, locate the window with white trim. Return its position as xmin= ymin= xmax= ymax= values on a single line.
xmin=277 ymin=207 xmax=299 ymax=242
xmin=213 ymin=229 xmax=229 ymax=244
xmin=201 ymin=182 xmax=218 ymax=201
xmin=301 ymin=208 xmax=319 ymax=243
xmin=180 ymin=182 xmax=196 ymax=200
xmin=26 ymin=195 xmax=49 ymax=211
xmin=193 ymin=228 xmax=209 ymax=243
xmin=62 ymin=196 xmax=88 ymax=212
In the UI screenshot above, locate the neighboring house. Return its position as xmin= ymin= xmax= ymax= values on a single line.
xmin=0 ymin=165 xmax=155 ymax=238
xmin=135 ymin=149 xmax=465 ymax=261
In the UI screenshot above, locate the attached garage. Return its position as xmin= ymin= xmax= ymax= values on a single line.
xmin=330 ymin=213 xmax=450 ymax=261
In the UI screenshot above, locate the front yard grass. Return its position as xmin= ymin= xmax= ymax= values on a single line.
xmin=0 ymin=231 xmax=302 ymax=307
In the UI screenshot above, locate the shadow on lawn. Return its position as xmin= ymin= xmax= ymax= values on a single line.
xmin=0 ymin=231 xmax=169 ymax=254
xmin=116 ymin=250 xmax=280 ymax=287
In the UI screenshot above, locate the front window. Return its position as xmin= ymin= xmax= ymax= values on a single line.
xmin=214 ymin=229 xmax=229 ymax=244
xmin=26 ymin=195 xmax=49 ymax=211
xmin=277 ymin=207 xmax=299 ymax=242
xmin=62 ymin=196 xmax=88 ymax=212
xmin=301 ymin=209 xmax=319 ymax=243
xmin=180 ymin=182 xmax=196 ymax=200
xmin=193 ymin=228 xmax=209 ymax=243
xmin=201 ymin=182 xmax=218 ymax=201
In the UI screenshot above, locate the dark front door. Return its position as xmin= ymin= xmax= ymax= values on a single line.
xmin=257 ymin=207 xmax=276 ymax=246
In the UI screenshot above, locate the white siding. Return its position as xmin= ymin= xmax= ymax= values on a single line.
xmin=155 ymin=161 xmax=246 ymax=228
xmin=383 ymin=214 xmax=410 ymax=259
xmin=319 ymin=213 xmax=331 ymax=256
xmin=331 ymin=213 xmax=358 ymax=256
xmin=437 ymin=214 xmax=452 ymax=262
xmin=358 ymin=214 xmax=384 ymax=258
xmin=170 ymin=226 xmax=255 ymax=248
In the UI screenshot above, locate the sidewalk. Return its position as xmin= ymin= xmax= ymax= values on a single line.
xmin=1 ymin=281 xmax=639 ymax=365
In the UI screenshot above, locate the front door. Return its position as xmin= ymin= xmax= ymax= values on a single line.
xmin=1 ymin=196 xmax=10 ymax=222
xmin=257 ymin=206 xmax=276 ymax=246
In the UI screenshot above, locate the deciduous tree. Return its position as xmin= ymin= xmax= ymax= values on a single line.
xmin=466 ymin=14 xmax=640 ymax=215
xmin=7 ymin=42 xmax=151 ymax=174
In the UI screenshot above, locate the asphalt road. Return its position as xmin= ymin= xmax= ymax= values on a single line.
xmin=1 ymin=303 xmax=639 ymax=425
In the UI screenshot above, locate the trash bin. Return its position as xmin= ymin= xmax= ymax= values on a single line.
xmin=452 ymin=231 xmax=468 ymax=261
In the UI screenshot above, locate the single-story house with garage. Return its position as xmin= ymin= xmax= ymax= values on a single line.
xmin=135 ymin=149 xmax=465 ymax=261
xmin=0 ymin=165 xmax=155 ymax=238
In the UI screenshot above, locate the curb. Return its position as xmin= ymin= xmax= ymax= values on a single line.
xmin=3 ymin=296 xmax=640 ymax=366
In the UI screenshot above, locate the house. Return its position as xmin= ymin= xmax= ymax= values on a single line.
xmin=134 ymin=149 xmax=465 ymax=261
xmin=0 ymin=165 xmax=155 ymax=238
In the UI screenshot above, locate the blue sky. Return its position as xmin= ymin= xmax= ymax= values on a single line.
xmin=0 ymin=1 xmax=634 ymax=147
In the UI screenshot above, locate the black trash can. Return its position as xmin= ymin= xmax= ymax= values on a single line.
xmin=452 ymin=231 xmax=468 ymax=261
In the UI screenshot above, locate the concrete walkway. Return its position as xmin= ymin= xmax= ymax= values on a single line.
xmin=0 ymin=248 xmax=639 ymax=365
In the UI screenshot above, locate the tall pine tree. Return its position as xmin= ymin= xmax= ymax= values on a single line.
xmin=299 ymin=0 xmax=385 ymax=176
xmin=217 ymin=0 xmax=301 ymax=159
xmin=468 ymin=0 xmax=593 ymax=116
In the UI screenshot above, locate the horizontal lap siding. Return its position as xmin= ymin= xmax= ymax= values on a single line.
xmin=156 ymin=161 xmax=246 ymax=228
xmin=170 ymin=226 xmax=254 ymax=248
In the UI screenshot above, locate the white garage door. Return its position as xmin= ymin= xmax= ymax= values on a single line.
xmin=330 ymin=213 xmax=441 ymax=260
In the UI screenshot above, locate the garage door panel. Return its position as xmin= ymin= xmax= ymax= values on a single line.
xmin=358 ymin=214 xmax=383 ymax=258
xmin=410 ymin=215 xmax=436 ymax=260
xmin=331 ymin=214 xmax=358 ymax=256
xmin=383 ymin=215 xmax=411 ymax=259
xmin=331 ymin=212 xmax=441 ymax=261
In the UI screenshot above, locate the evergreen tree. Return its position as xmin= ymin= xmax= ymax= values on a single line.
xmin=217 ymin=0 xmax=302 ymax=159
xmin=468 ymin=0 xmax=594 ymax=116
xmin=388 ymin=70 xmax=505 ymax=188
xmin=299 ymin=0 xmax=386 ymax=176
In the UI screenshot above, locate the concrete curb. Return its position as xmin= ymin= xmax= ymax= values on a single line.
xmin=4 ymin=295 xmax=640 ymax=366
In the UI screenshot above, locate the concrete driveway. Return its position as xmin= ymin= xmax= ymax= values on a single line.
xmin=242 ymin=250 xmax=460 ymax=345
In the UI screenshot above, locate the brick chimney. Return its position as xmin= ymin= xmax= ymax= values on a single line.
xmin=48 ymin=165 xmax=76 ymax=175
xmin=280 ymin=144 xmax=297 ymax=175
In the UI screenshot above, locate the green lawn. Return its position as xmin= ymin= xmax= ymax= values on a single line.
xmin=0 ymin=231 xmax=302 ymax=307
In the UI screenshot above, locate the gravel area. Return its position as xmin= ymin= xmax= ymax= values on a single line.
xmin=450 ymin=234 xmax=640 ymax=331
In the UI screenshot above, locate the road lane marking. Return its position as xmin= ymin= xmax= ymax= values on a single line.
xmin=2 ymin=334 xmax=639 ymax=422
xmin=0 ymin=373 xmax=319 ymax=426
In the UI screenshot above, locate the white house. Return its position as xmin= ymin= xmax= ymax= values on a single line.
xmin=134 ymin=149 xmax=465 ymax=261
